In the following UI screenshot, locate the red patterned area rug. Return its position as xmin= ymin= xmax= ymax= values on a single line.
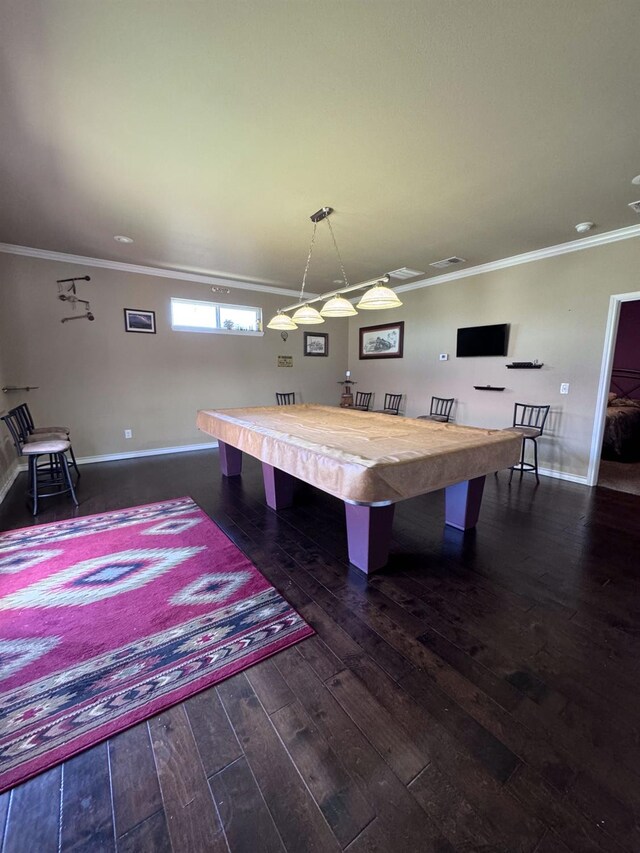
xmin=0 ymin=497 xmax=313 ymax=793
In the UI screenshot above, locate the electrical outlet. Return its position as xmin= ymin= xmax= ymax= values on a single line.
xmin=439 ymin=353 xmax=449 ymax=361
xmin=560 ymin=383 xmax=570 ymax=395
xmin=124 ymin=429 xmax=132 ymax=439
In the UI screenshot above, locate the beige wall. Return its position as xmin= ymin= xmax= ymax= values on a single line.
xmin=348 ymin=237 xmax=640 ymax=479
xmin=1 ymin=235 xmax=639 ymax=486
xmin=0 ymin=319 xmax=17 ymax=496
xmin=0 ymin=254 xmax=347 ymax=459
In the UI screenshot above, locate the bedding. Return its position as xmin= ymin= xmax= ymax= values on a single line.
xmin=602 ymin=397 xmax=640 ymax=461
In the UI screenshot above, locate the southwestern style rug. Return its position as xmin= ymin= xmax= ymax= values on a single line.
xmin=0 ymin=497 xmax=313 ymax=793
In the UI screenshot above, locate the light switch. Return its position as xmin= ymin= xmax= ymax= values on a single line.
xmin=439 ymin=353 xmax=448 ymax=361
xmin=560 ymin=383 xmax=570 ymax=395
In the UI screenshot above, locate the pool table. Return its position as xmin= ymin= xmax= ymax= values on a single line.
xmin=197 ymin=404 xmax=521 ymax=574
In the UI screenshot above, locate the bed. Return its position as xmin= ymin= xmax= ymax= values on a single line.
xmin=602 ymin=368 xmax=640 ymax=461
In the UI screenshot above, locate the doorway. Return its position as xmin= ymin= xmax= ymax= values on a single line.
xmin=588 ymin=293 xmax=640 ymax=493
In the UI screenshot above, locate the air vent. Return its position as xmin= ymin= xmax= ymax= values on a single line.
xmin=628 ymin=200 xmax=640 ymax=214
xmin=429 ymin=256 xmax=467 ymax=269
xmin=388 ymin=267 xmax=425 ymax=280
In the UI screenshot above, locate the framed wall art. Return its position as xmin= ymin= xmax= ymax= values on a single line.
xmin=124 ymin=309 xmax=156 ymax=334
xmin=304 ymin=331 xmax=329 ymax=357
xmin=359 ymin=321 xmax=404 ymax=359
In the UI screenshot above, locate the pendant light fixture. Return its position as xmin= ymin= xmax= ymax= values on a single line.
xmin=356 ymin=281 xmax=403 ymax=310
xmin=320 ymin=294 xmax=358 ymax=317
xmin=267 ymin=311 xmax=298 ymax=331
xmin=266 ymin=206 xmax=402 ymax=331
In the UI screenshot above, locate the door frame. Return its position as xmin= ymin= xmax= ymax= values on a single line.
xmin=587 ymin=290 xmax=640 ymax=486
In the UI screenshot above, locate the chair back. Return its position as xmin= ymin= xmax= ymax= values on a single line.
xmin=276 ymin=392 xmax=296 ymax=406
xmin=354 ymin=391 xmax=372 ymax=411
xmin=383 ymin=393 xmax=402 ymax=415
xmin=12 ymin=403 xmax=33 ymax=435
xmin=513 ymin=403 xmax=550 ymax=433
xmin=430 ymin=396 xmax=455 ymax=421
xmin=1 ymin=411 xmax=26 ymax=454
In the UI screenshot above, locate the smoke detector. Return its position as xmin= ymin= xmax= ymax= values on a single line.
xmin=388 ymin=267 xmax=425 ymax=280
xmin=575 ymin=222 xmax=595 ymax=233
xmin=114 ymin=235 xmax=133 ymax=243
xmin=628 ymin=200 xmax=640 ymax=214
xmin=429 ymin=256 xmax=466 ymax=270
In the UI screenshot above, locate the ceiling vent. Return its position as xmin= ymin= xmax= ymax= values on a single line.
xmin=388 ymin=267 xmax=425 ymax=279
xmin=628 ymin=200 xmax=640 ymax=214
xmin=429 ymin=256 xmax=467 ymax=269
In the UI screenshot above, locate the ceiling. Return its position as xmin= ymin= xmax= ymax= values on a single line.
xmin=1 ymin=1 xmax=640 ymax=294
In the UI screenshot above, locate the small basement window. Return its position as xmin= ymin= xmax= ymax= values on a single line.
xmin=171 ymin=298 xmax=263 ymax=335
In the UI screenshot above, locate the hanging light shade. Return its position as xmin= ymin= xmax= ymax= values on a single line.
xmin=267 ymin=312 xmax=298 ymax=331
xmin=356 ymin=282 xmax=403 ymax=310
xmin=320 ymin=294 xmax=358 ymax=317
xmin=291 ymin=304 xmax=325 ymax=324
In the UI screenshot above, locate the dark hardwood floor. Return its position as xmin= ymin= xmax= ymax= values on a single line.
xmin=1 ymin=450 xmax=639 ymax=852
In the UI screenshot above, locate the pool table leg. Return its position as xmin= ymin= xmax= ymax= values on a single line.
xmin=262 ymin=463 xmax=295 ymax=510
xmin=445 ymin=475 xmax=486 ymax=530
xmin=345 ymin=503 xmax=395 ymax=574
xmin=218 ymin=441 xmax=242 ymax=476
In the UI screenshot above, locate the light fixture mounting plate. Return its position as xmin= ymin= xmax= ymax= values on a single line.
xmin=310 ymin=206 xmax=333 ymax=223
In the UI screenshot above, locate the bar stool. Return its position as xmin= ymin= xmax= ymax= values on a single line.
xmin=504 ymin=403 xmax=550 ymax=484
xmin=276 ymin=392 xmax=295 ymax=405
xmin=376 ymin=393 xmax=402 ymax=415
xmin=15 ymin=402 xmax=70 ymax=438
xmin=353 ymin=391 xmax=372 ymax=411
xmin=10 ymin=405 xmax=80 ymax=479
xmin=1 ymin=412 xmax=78 ymax=515
xmin=417 ymin=396 xmax=455 ymax=423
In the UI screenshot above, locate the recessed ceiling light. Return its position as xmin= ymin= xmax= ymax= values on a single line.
xmin=631 ymin=175 xmax=640 ymax=186
xmin=574 ymin=222 xmax=595 ymax=233
xmin=114 ymin=235 xmax=133 ymax=243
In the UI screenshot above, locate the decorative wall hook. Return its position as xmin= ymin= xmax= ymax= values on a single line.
xmin=57 ymin=276 xmax=95 ymax=322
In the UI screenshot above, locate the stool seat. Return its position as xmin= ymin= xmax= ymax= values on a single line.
xmin=417 ymin=414 xmax=449 ymax=423
xmin=26 ymin=431 xmax=69 ymax=442
xmin=504 ymin=425 xmax=542 ymax=439
xmin=32 ymin=425 xmax=70 ymax=435
xmin=21 ymin=440 xmax=71 ymax=455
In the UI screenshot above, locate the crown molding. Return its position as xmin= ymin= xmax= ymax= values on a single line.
xmin=0 ymin=243 xmax=310 ymax=299
xmin=1 ymin=223 xmax=639 ymax=299
xmin=393 ymin=224 xmax=640 ymax=294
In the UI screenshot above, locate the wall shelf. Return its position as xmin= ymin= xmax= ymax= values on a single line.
xmin=506 ymin=364 xmax=543 ymax=369
xmin=474 ymin=385 xmax=505 ymax=391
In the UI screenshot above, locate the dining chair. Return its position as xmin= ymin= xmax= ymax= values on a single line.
xmin=417 ymin=396 xmax=455 ymax=423
xmin=353 ymin=391 xmax=372 ymax=411
xmin=504 ymin=402 xmax=550 ymax=484
xmin=276 ymin=392 xmax=296 ymax=405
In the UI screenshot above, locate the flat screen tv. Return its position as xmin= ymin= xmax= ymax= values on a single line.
xmin=456 ymin=323 xmax=509 ymax=357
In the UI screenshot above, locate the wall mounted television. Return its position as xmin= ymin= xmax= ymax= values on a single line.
xmin=456 ymin=323 xmax=509 ymax=357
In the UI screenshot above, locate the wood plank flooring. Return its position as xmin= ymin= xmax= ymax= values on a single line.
xmin=1 ymin=450 xmax=639 ymax=852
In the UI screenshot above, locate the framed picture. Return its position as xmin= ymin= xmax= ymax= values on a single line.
xmin=359 ymin=321 xmax=404 ymax=359
xmin=304 ymin=331 xmax=329 ymax=357
xmin=124 ymin=309 xmax=156 ymax=334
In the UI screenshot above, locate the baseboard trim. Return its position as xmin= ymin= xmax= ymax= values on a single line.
xmin=0 ymin=462 xmax=19 ymax=504
xmin=537 ymin=467 xmax=590 ymax=486
xmin=16 ymin=441 xmax=219 ymax=472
